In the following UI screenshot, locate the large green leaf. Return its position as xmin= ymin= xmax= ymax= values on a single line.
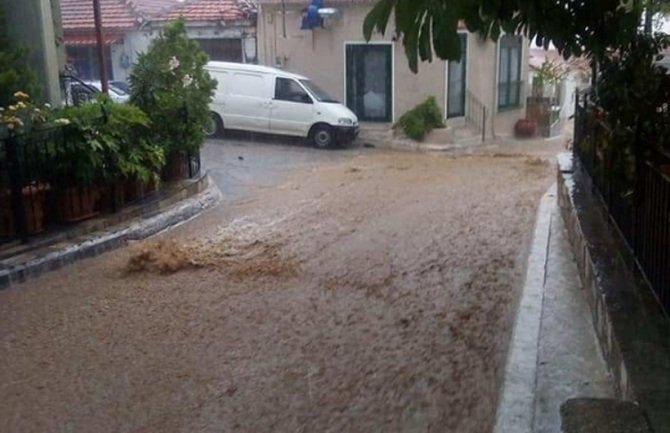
xmin=364 ymin=0 xmax=645 ymax=72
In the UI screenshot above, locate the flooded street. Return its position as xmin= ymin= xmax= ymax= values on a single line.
xmin=0 ymin=141 xmax=556 ymax=432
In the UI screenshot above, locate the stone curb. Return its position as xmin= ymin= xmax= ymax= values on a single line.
xmin=0 ymin=175 xmax=222 ymax=290
xmin=493 ymin=186 xmax=555 ymax=433
xmin=556 ymin=152 xmax=670 ymax=433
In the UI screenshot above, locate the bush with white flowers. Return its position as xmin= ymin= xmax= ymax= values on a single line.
xmin=129 ymin=18 xmax=216 ymax=155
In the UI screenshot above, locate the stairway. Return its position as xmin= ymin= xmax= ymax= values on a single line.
xmin=451 ymin=124 xmax=485 ymax=147
xmin=356 ymin=122 xmax=487 ymax=151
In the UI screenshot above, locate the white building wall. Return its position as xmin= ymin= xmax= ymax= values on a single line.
xmin=110 ymin=24 xmax=256 ymax=83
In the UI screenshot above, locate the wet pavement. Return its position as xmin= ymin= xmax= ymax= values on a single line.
xmin=201 ymin=130 xmax=568 ymax=204
xmin=494 ymin=186 xmax=614 ymax=433
xmin=534 ymin=203 xmax=614 ymax=432
xmin=202 ymin=134 xmax=365 ymax=202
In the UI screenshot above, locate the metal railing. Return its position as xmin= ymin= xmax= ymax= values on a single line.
xmin=465 ymin=90 xmax=488 ymax=143
xmin=574 ymin=90 xmax=670 ymax=313
xmin=0 ymin=118 xmax=201 ymax=245
xmin=60 ymin=74 xmax=104 ymax=107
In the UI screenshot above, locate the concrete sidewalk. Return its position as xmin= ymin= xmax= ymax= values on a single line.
xmin=533 ymin=197 xmax=614 ymax=432
xmin=495 ymin=187 xmax=614 ymax=433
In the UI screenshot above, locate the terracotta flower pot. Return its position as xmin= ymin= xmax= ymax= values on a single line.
xmin=514 ymin=118 xmax=538 ymax=138
xmin=164 ymin=152 xmax=190 ymax=181
xmin=0 ymin=190 xmax=15 ymax=237
xmin=58 ymin=185 xmax=100 ymax=222
xmin=0 ymin=183 xmax=50 ymax=237
xmin=98 ymin=183 xmax=126 ymax=212
xmin=124 ymin=179 xmax=158 ymax=203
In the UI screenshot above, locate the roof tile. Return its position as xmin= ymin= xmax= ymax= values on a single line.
xmin=161 ymin=0 xmax=257 ymax=22
xmin=61 ymin=0 xmax=256 ymax=32
xmin=60 ymin=0 xmax=139 ymax=31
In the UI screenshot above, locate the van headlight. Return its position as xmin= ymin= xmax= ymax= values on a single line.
xmin=338 ymin=118 xmax=354 ymax=126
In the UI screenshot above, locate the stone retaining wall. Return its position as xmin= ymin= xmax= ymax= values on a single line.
xmin=557 ymin=153 xmax=670 ymax=433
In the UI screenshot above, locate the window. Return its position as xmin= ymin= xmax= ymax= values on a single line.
xmin=300 ymin=80 xmax=338 ymax=103
xmin=194 ymin=39 xmax=243 ymax=62
xmin=274 ymin=78 xmax=312 ymax=103
xmin=65 ymin=45 xmax=113 ymax=81
xmin=498 ymin=35 xmax=523 ymax=109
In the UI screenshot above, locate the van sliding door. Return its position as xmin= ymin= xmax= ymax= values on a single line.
xmin=226 ymin=72 xmax=272 ymax=132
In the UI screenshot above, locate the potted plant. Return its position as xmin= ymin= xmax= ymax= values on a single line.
xmin=53 ymin=98 xmax=165 ymax=211
xmin=0 ymin=175 xmax=13 ymax=236
xmin=47 ymin=105 xmax=105 ymax=222
xmin=0 ymin=182 xmax=50 ymax=236
xmin=0 ymin=92 xmax=53 ymax=234
xmin=100 ymin=100 xmax=165 ymax=202
xmin=129 ymin=18 xmax=216 ymax=181
xmin=120 ymin=137 xmax=165 ymax=202
xmin=515 ymin=118 xmax=538 ymax=138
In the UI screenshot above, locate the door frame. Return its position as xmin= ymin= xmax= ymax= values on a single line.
xmin=343 ymin=41 xmax=395 ymax=123
xmin=445 ymin=31 xmax=469 ymax=120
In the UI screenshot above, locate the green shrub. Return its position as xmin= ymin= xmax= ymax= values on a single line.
xmin=418 ymin=96 xmax=445 ymax=130
xmin=395 ymin=96 xmax=445 ymax=141
xmin=129 ymin=18 xmax=216 ymax=156
xmin=53 ymin=97 xmax=165 ymax=187
xmin=399 ymin=111 xmax=427 ymax=141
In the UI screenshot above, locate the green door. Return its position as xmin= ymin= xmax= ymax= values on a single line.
xmin=345 ymin=44 xmax=393 ymax=122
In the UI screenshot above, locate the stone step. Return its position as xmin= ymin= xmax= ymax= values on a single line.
xmin=560 ymin=399 xmax=652 ymax=433
xmin=357 ymin=127 xmax=393 ymax=147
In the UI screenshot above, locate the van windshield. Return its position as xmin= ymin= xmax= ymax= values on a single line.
xmin=300 ymin=80 xmax=339 ymax=103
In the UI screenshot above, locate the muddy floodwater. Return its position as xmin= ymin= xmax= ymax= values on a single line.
xmin=0 ymin=149 xmax=554 ymax=432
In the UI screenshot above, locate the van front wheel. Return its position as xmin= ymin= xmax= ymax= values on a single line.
xmin=311 ymin=124 xmax=335 ymax=149
xmin=204 ymin=112 xmax=223 ymax=138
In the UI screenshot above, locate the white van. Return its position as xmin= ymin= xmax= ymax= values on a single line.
xmin=204 ymin=62 xmax=359 ymax=148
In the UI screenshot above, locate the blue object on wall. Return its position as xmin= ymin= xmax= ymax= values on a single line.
xmin=300 ymin=0 xmax=324 ymax=30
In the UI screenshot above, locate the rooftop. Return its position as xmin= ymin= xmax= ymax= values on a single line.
xmin=61 ymin=0 xmax=139 ymax=32
xmin=60 ymin=0 xmax=256 ymax=33
xmin=161 ymin=0 xmax=256 ymax=22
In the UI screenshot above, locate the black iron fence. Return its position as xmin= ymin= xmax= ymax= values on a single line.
xmin=574 ymin=91 xmax=670 ymax=313
xmin=0 ymin=120 xmax=201 ymax=245
xmin=465 ymin=90 xmax=488 ymax=143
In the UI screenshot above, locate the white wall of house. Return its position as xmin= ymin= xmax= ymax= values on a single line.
xmin=109 ymin=23 xmax=256 ymax=83
xmin=257 ymin=2 xmax=529 ymax=139
xmin=111 ymin=30 xmax=153 ymax=82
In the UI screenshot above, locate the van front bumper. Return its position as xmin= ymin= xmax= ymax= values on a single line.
xmin=335 ymin=125 xmax=360 ymax=144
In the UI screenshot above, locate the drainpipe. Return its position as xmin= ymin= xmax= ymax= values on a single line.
xmin=281 ymin=0 xmax=287 ymax=38
xmin=92 ymin=0 xmax=109 ymax=93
